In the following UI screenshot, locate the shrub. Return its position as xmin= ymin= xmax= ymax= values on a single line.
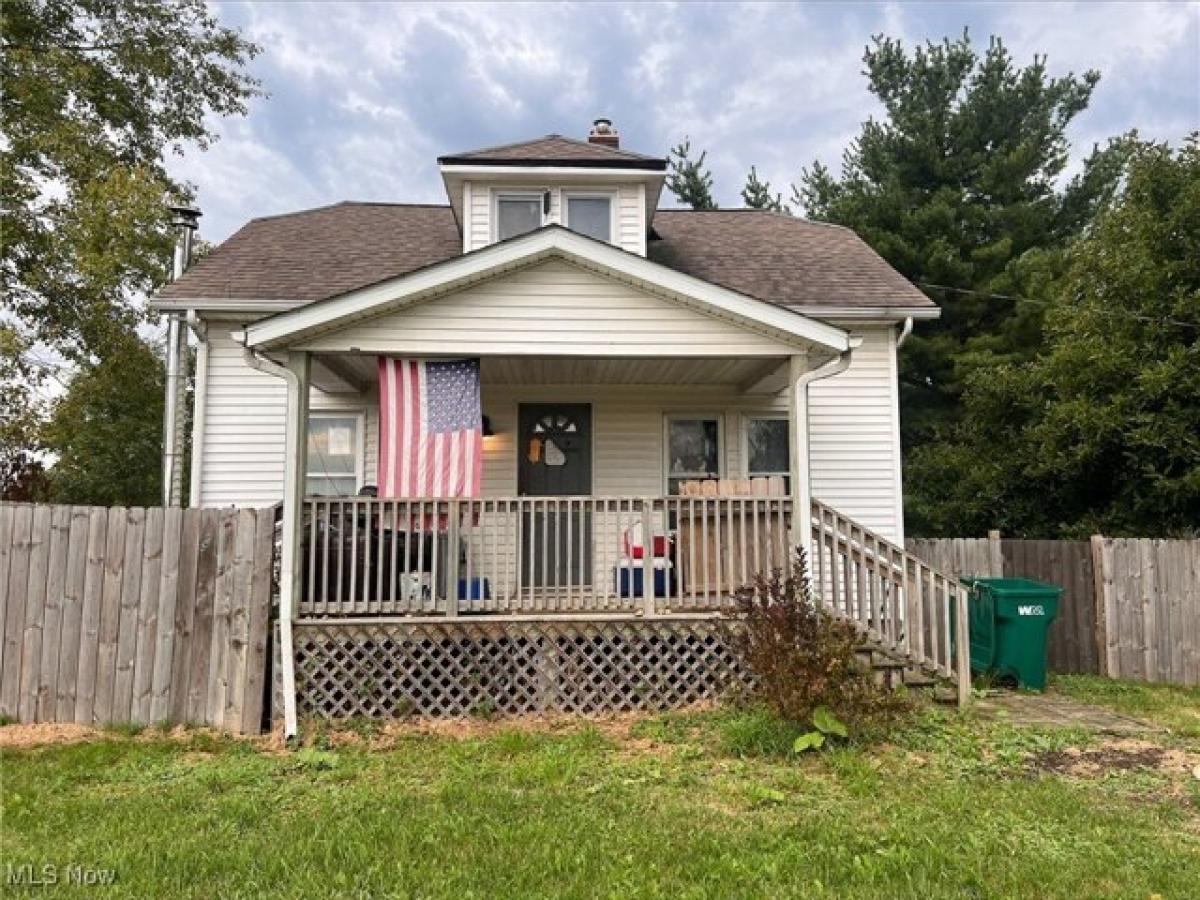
xmin=726 ymin=551 xmax=912 ymax=733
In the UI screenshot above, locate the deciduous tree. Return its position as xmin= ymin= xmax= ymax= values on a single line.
xmin=1 ymin=0 xmax=259 ymax=361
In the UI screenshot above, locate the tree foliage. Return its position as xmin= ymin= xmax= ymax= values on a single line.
xmin=908 ymin=138 xmax=1200 ymax=537
xmin=1 ymin=0 xmax=256 ymax=504
xmin=41 ymin=335 xmax=169 ymax=507
xmin=0 ymin=327 xmax=47 ymax=500
xmin=1 ymin=0 xmax=260 ymax=362
xmin=741 ymin=165 xmax=788 ymax=212
xmin=795 ymin=32 xmax=1126 ymax=455
xmin=666 ymin=139 xmax=718 ymax=210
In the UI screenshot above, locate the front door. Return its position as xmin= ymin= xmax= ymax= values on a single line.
xmin=518 ymin=404 xmax=592 ymax=587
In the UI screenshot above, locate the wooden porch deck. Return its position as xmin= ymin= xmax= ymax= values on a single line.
xmin=281 ymin=494 xmax=970 ymax=721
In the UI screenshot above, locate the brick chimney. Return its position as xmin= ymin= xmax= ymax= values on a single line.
xmin=587 ymin=117 xmax=619 ymax=149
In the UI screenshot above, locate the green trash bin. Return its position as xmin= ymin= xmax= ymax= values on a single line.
xmin=959 ymin=577 xmax=1061 ymax=690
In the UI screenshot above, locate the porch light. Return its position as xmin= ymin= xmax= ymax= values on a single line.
xmin=482 ymin=415 xmax=495 ymax=437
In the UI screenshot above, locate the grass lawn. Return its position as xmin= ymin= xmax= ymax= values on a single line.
xmin=2 ymin=675 xmax=1198 ymax=899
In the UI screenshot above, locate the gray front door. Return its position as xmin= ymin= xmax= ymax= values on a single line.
xmin=518 ymin=404 xmax=592 ymax=587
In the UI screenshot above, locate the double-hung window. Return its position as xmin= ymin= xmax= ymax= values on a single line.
xmin=665 ymin=416 xmax=721 ymax=494
xmin=496 ymin=193 xmax=542 ymax=241
xmin=306 ymin=413 xmax=362 ymax=496
xmin=745 ymin=415 xmax=790 ymax=489
xmin=564 ymin=193 xmax=613 ymax=242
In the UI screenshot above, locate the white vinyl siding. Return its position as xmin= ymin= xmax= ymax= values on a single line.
xmin=194 ymin=325 xmax=904 ymax=540
xmin=301 ymin=259 xmax=800 ymax=357
xmin=464 ymin=182 xmax=643 ymax=255
xmin=195 ymin=330 xmax=378 ymax=507
xmin=808 ymin=326 xmax=904 ymax=541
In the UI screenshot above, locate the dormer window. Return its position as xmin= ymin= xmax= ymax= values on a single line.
xmin=496 ymin=193 xmax=542 ymax=241
xmin=564 ymin=193 xmax=613 ymax=243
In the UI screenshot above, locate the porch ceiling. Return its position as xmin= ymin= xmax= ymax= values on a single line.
xmin=309 ymin=352 xmax=789 ymax=392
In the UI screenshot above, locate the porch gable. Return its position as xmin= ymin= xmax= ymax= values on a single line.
xmin=240 ymin=226 xmax=849 ymax=356
xmin=296 ymin=258 xmax=811 ymax=358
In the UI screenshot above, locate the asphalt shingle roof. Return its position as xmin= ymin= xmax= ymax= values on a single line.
xmin=155 ymin=202 xmax=934 ymax=313
xmin=438 ymin=134 xmax=666 ymax=168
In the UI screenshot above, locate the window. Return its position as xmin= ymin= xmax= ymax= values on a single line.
xmin=565 ymin=195 xmax=612 ymax=242
xmin=496 ymin=194 xmax=542 ymax=241
xmin=306 ymin=414 xmax=361 ymax=496
xmin=666 ymin=416 xmax=721 ymax=494
xmin=746 ymin=416 xmax=790 ymax=488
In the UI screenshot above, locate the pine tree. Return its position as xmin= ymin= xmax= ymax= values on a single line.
xmin=794 ymin=32 xmax=1127 ymax=530
xmin=907 ymin=137 xmax=1200 ymax=537
xmin=741 ymin=166 xmax=787 ymax=212
xmin=666 ymin=139 xmax=718 ymax=209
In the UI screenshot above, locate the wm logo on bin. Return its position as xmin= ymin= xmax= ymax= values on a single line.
xmin=1017 ymin=605 xmax=1045 ymax=616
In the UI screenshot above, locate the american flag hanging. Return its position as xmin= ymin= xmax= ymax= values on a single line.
xmin=377 ymin=358 xmax=482 ymax=498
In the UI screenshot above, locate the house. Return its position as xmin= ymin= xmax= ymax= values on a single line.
xmin=152 ymin=119 xmax=965 ymax=732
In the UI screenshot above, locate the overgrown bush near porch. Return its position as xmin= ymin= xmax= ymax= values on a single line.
xmin=727 ymin=552 xmax=913 ymax=738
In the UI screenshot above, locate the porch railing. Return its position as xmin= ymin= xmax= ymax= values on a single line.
xmin=810 ymin=498 xmax=970 ymax=698
xmin=298 ymin=496 xmax=792 ymax=618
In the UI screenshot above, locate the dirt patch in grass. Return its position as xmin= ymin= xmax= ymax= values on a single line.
xmin=0 ymin=723 xmax=97 ymax=749
xmin=260 ymin=709 xmax=690 ymax=755
xmin=1031 ymin=737 xmax=1200 ymax=780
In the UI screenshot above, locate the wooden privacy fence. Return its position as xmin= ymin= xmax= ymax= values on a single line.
xmin=907 ymin=534 xmax=1200 ymax=686
xmin=0 ymin=503 xmax=276 ymax=732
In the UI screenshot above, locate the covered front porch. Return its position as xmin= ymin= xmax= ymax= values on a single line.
xmin=294 ymin=350 xmax=817 ymax=618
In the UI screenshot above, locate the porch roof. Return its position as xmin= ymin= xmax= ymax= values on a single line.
xmin=238 ymin=226 xmax=850 ymax=356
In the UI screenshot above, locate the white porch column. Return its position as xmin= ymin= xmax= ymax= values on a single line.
xmin=279 ymin=350 xmax=310 ymax=738
xmin=788 ymin=352 xmax=812 ymax=566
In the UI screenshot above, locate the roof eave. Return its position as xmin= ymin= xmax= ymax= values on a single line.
xmin=438 ymin=160 xmax=667 ymax=172
xmin=796 ymin=305 xmax=940 ymax=321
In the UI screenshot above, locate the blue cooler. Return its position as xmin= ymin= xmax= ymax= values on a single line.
xmin=458 ymin=577 xmax=490 ymax=609
xmin=614 ymin=558 xmax=672 ymax=598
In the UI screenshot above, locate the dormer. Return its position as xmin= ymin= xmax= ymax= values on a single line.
xmin=438 ymin=119 xmax=667 ymax=256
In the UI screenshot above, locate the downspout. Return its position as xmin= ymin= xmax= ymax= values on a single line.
xmin=240 ymin=341 xmax=300 ymax=740
xmin=896 ymin=316 xmax=914 ymax=348
xmin=790 ymin=337 xmax=861 ymax=559
xmin=162 ymin=204 xmax=201 ymax=506
xmin=804 ymin=339 xmax=860 ymax=387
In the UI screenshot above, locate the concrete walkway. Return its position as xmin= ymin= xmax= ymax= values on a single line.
xmin=975 ymin=691 xmax=1157 ymax=734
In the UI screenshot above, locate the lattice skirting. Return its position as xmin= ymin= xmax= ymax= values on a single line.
xmin=278 ymin=618 xmax=748 ymax=720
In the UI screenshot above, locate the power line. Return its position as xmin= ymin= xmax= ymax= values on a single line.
xmin=917 ymin=282 xmax=1200 ymax=331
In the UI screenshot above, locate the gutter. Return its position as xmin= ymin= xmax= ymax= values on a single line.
xmin=240 ymin=343 xmax=300 ymax=741
xmin=803 ymin=335 xmax=861 ymax=387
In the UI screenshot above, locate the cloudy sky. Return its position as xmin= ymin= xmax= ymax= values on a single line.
xmin=174 ymin=1 xmax=1200 ymax=244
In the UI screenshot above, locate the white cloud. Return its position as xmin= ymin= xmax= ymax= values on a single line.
xmin=176 ymin=0 xmax=1198 ymax=241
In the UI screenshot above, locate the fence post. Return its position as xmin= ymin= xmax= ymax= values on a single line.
xmin=955 ymin=584 xmax=971 ymax=707
xmin=987 ymin=530 xmax=1003 ymax=577
xmin=1090 ymin=534 xmax=1110 ymax=676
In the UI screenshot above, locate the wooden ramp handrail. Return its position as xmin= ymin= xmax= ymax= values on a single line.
xmin=810 ymin=499 xmax=970 ymax=706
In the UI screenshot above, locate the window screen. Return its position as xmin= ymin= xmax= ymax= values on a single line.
xmin=566 ymin=196 xmax=612 ymax=242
